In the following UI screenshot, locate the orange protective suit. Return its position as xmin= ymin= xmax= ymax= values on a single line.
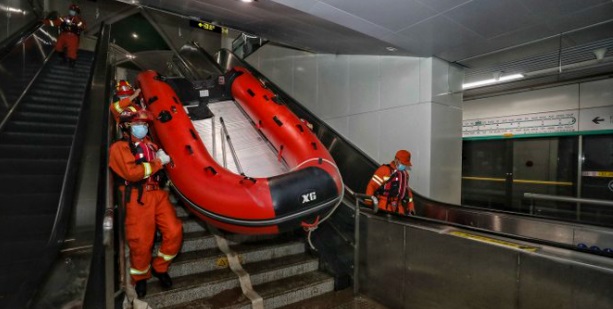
xmin=366 ymin=162 xmax=415 ymax=215
xmin=109 ymin=138 xmax=183 ymax=282
xmin=110 ymin=97 xmax=140 ymax=123
xmin=43 ymin=16 xmax=86 ymax=61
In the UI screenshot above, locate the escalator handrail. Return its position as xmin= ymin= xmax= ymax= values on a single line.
xmin=0 ymin=38 xmax=54 ymax=133
xmin=0 ymin=21 xmax=43 ymax=61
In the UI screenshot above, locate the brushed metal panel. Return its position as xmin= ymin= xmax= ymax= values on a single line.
xmin=361 ymin=218 xmax=407 ymax=309
xmin=518 ymin=253 xmax=573 ymax=309
xmin=406 ymin=227 xmax=519 ymax=309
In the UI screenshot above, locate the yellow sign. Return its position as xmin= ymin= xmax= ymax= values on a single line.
xmin=449 ymin=231 xmax=538 ymax=252
xmin=582 ymin=171 xmax=613 ymax=178
xmin=215 ymin=255 xmax=244 ymax=268
xmin=189 ymin=20 xmax=223 ymax=33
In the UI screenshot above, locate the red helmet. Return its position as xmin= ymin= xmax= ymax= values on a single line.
xmin=68 ymin=4 xmax=80 ymax=14
xmin=115 ymin=80 xmax=135 ymax=97
xmin=119 ymin=109 xmax=153 ymax=126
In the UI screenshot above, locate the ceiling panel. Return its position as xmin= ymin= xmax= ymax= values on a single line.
xmin=114 ymin=0 xmax=613 ymax=98
xmin=443 ymin=0 xmax=538 ymax=39
xmin=322 ymin=0 xmax=437 ymax=32
xmin=397 ymin=15 xmax=484 ymax=55
xmin=414 ymin=0 xmax=472 ymax=14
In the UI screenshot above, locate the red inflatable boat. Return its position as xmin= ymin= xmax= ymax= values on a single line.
xmin=137 ymin=68 xmax=343 ymax=234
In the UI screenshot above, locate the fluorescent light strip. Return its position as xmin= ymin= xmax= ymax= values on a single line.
xmin=463 ymin=73 xmax=524 ymax=89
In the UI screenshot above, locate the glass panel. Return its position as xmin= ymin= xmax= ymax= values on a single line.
xmin=461 ymin=140 xmax=508 ymax=209
xmin=580 ymin=134 xmax=613 ymax=225
xmin=515 ymin=137 xmax=577 ymax=219
xmin=0 ymin=0 xmax=38 ymax=42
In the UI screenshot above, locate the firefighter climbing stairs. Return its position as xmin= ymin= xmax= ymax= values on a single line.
xmin=141 ymin=204 xmax=337 ymax=308
xmin=0 ymin=51 xmax=95 ymax=306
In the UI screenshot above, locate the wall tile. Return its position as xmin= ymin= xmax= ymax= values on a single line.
xmin=349 ymin=56 xmax=381 ymax=114
xmin=380 ymin=56 xmax=421 ymax=109
xmin=318 ymin=55 xmax=350 ymax=118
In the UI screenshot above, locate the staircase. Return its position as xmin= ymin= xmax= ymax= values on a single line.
xmin=142 ymin=204 xmax=336 ymax=308
xmin=0 ymin=51 xmax=95 ymax=307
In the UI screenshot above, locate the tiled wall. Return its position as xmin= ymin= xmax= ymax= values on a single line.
xmin=247 ymin=45 xmax=463 ymax=204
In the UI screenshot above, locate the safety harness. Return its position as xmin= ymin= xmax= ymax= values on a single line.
xmin=59 ymin=16 xmax=84 ymax=35
xmin=374 ymin=164 xmax=411 ymax=214
xmin=119 ymin=139 xmax=161 ymax=206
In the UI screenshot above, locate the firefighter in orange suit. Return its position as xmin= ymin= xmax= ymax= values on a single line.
xmin=109 ymin=110 xmax=183 ymax=298
xmin=42 ymin=4 xmax=86 ymax=67
xmin=110 ymin=80 xmax=142 ymax=122
xmin=366 ymin=150 xmax=415 ymax=215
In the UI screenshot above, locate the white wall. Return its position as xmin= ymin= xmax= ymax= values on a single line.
xmin=246 ymin=45 xmax=463 ymax=203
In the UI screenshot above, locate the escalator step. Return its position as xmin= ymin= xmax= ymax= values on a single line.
xmin=29 ymin=88 xmax=84 ymax=100
xmin=0 ymin=132 xmax=74 ymax=145
xmin=0 ymin=145 xmax=71 ymax=159
xmin=20 ymin=103 xmax=80 ymax=115
xmin=39 ymin=77 xmax=88 ymax=88
xmin=0 ymin=175 xmax=63 ymax=195
xmin=0 ymin=193 xmax=61 ymax=215
xmin=0 ymin=159 xmax=67 ymax=175
xmin=0 ymin=214 xmax=55 ymax=241
xmin=22 ymin=96 xmax=83 ymax=107
xmin=0 ymin=240 xmax=46 ymax=266
xmin=5 ymin=121 xmax=76 ymax=135
xmin=13 ymin=111 xmax=78 ymax=124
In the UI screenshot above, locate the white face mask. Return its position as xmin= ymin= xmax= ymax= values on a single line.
xmin=69 ymin=10 xmax=77 ymax=16
xmin=131 ymin=124 xmax=148 ymax=139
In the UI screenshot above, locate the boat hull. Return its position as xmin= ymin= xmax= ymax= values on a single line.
xmin=137 ymin=69 xmax=343 ymax=234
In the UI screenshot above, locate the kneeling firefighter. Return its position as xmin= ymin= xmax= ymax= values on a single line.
xmin=109 ymin=109 xmax=183 ymax=298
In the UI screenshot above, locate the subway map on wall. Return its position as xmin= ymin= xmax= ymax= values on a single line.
xmin=463 ymin=106 xmax=613 ymax=138
xmin=463 ymin=110 xmax=579 ymax=138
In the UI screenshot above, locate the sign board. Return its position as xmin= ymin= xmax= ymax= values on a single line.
xmin=463 ymin=110 xmax=578 ymax=138
xmin=578 ymin=106 xmax=613 ymax=131
xmin=189 ymin=20 xmax=226 ymax=34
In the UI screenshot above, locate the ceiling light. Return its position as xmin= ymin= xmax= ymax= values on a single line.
xmin=386 ymin=46 xmax=397 ymax=52
xmin=241 ymin=0 xmax=255 ymax=2
xmin=132 ymin=33 xmax=139 ymax=39
xmin=462 ymin=73 xmax=524 ymax=89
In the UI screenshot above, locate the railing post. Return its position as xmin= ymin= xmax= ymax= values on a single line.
xmin=350 ymin=192 xmax=377 ymax=296
xmin=353 ymin=197 xmax=360 ymax=295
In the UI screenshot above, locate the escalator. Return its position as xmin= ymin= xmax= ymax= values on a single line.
xmin=0 ymin=47 xmax=95 ymax=307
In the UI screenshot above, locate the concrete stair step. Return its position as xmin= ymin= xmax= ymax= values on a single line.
xmin=155 ymin=231 xmax=218 ymax=254
xmin=146 ymin=254 xmax=320 ymax=308
xmin=165 ymin=270 xmax=334 ymax=309
xmin=167 ymin=239 xmax=306 ymax=278
xmin=277 ymin=289 xmax=389 ymax=309
xmin=182 ymin=217 xmax=207 ymax=234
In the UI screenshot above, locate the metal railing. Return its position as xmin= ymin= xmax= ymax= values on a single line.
xmin=524 ymin=192 xmax=613 ymax=220
xmin=344 ymin=187 xmax=378 ymax=295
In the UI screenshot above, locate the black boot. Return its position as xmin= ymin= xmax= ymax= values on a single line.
xmin=135 ymin=280 xmax=147 ymax=298
xmin=57 ymin=52 xmax=66 ymax=63
xmin=152 ymin=270 xmax=173 ymax=289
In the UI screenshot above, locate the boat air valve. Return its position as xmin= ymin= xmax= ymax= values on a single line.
xmin=158 ymin=110 xmax=172 ymax=123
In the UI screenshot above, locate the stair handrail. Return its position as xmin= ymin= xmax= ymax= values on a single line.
xmin=347 ymin=189 xmax=378 ymax=295
xmin=0 ymin=24 xmax=53 ymax=133
xmin=0 ymin=21 xmax=42 ymax=61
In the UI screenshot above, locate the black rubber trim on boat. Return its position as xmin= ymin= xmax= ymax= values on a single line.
xmin=273 ymin=116 xmax=283 ymax=126
xmin=170 ymin=184 xmax=341 ymax=227
xmin=247 ymin=89 xmax=255 ymax=97
xmin=296 ymin=124 xmax=304 ymax=133
xmin=204 ymin=166 xmax=217 ymax=175
xmin=148 ymin=96 xmax=158 ymax=105
xmin=186 ymin=145 xmax=193 ymax=155
xmin=189 ymin=129 xmax=198 ymax=140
